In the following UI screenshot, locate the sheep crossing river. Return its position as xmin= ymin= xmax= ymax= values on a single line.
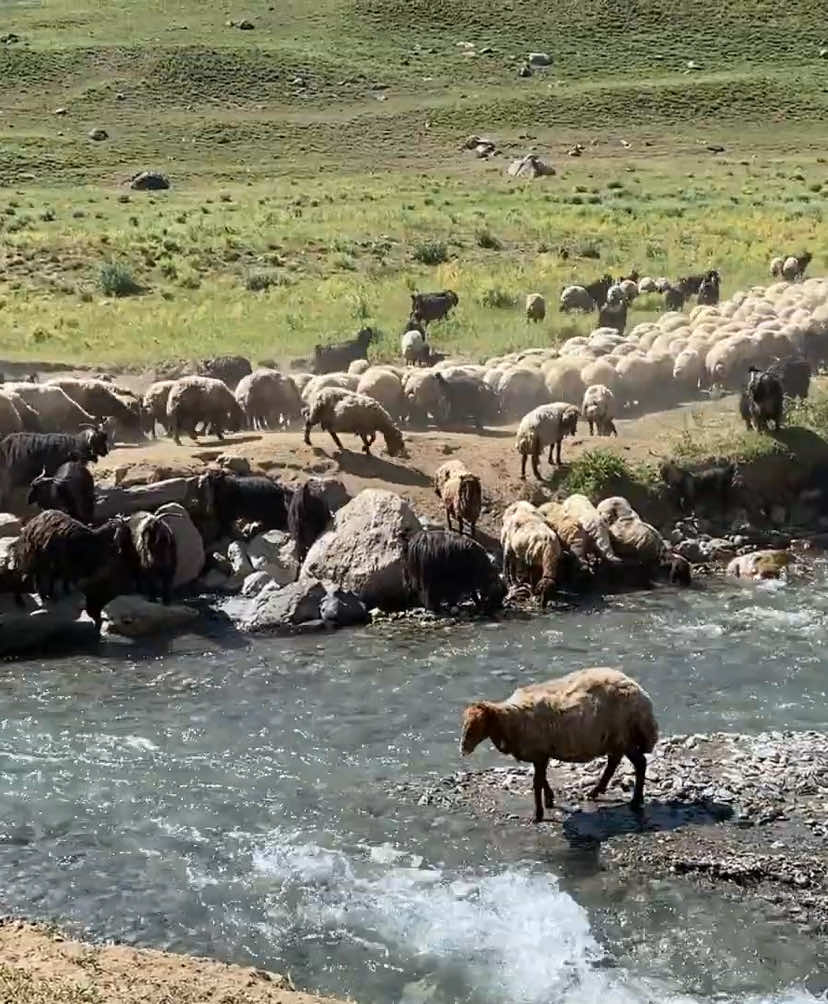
xmin=3 ymin=569 xmax=828 ymax=1003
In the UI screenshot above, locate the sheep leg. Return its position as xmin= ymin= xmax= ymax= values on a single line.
xmin=532 ymin=759 xmax=550 ymax=822
xmin=555 ymin=440 xmax=563 ymax=465
xmin=324 ymin=425 xmax=345 ymax=451
xmin=588 ymin=419 xmax=594 ymax=436
xmin=303 ymin=420 xmax=314 ymax=446
xmin=627 ymin=750 xmax=647 ymax=809
xmin=609 ymin=420 xmax=618 ymax=437
xmin=520 ymin=453 xmax=528 ymax=480
xmin=531 ymin=449 xmax=542 ymax=481
xmin=445 ymin=509 xmax=453 ymax=532
xmin=589 ymin=754 xmax=622 ymax=799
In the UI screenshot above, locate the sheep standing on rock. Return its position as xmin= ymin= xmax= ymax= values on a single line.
xmin=403 ymin=529 xmax=504 ymax=613
xmin=303 ymin=389 xmax=405 ymax=457
xmin=434 ymin=460 xmax=482 ymax=537
xmin=166 ymin=376 xmax=244 ymax=444
xmin=515 ymin=402 xmax=579 ymax=479
xmin=127 ymin=511 xmax=178 ymax=604
xmin=581 ymin=384 xmax=617 ymax=436
xmin=525 ymin=293 xmax=546 ymax=322
xmin=460 ymin=667 xmax=659 ymax=822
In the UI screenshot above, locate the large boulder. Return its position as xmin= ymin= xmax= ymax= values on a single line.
xmin=301 ymin=489 xmax=421 ymax=609
xmin=240 ymin=578 xmax=327 ymax=632
xmin=320 ymin=587 xmax=369 ymax=627
xmin=155 ymin=503 xmax=205 ymax=587
xmin=247 ymin=530 xmax=299 ymax=585
xmin=0 ymin=514 xmax=21 ymax=539
xmin=102 ymin=595 xmax=199 ymax=638
xmin=726 ymin=549 xmax=791 ymax=580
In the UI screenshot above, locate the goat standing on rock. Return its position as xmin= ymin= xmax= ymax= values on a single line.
xmin=460 ymin=667 xmax=658 ymax=823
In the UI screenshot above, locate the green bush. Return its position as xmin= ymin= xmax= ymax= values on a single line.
xmin=245 ymin=269 xmax=281 ymax=291
xmin=476 ymin=228 xmax=502 ymax=250
xmin=99 ymin=262 xmax=141 ymax=297
xmin=412 ymin=240 xmax=448 ymax=265
xmin=558 ymin=449 xmax=633 ymax=500
xmin=480 ymin=285 xmax=517 ymax=309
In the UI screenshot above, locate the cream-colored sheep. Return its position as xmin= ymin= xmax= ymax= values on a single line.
xmin=357 ymin=367 xmax=406 ymax=420
xmin=403 ymin=369 xmax=451 ymax=426
xmin=560 ymin=493 xmax=620 ymax=565
xmin=45 ymin=377 xmax=140 ymax=435
xmin=672 ymin=348 xmax=704 ymax=390
xmin=348 ymin=358 xmax=370 ymax=376
xmin=526 ymin=293 xmax=546 ymax=322
xmin=499 ymin=366 xmax=549 ymax=420
xmin=501 ymin=515 xmax=562 ymax=607
xmin=3 ymin=382 xmax=97 ymax=433
xmin=301 ymin=372 xmax=360 ymax=406
xmin=769 ymin=256 xmax=784 ymax=278
xmin=303 ymin=389 xmax=405 ymax=457
xmin=537 ymin=500 xmax=591 ymax=572
xmin=460 ymin=667 xmax=659 ymax=821
xmin=434 ymin=460 xmax=482 ymax=537
xmin=543 ymin=361 xmax=585 ymax=405
xmin=166 ymin=376 xmax=244 ymax=444
xmin=726 ymin=549 xmax=791 ymax=580
xmin=596 ymin=496 xmax=665 ymax=566
xmin=515 ymin=402 xmax=580 ymax=479
xmin=581 ymin=384 xmax=617 ymax=436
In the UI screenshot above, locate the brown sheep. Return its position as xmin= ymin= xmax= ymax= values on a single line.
xmin=434 ymin=460 xmax=482 ymax=537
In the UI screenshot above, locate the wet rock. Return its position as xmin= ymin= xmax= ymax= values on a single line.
xmin=155 ymin=503 xmax=205 ymax=587
xmin=320 ymin=587 xmax=369 ymax=627
xmin=674 ymin=538 xmax=705 ymax=563
xmin=0 ymin=514 xmax=21 ymax=539
xmin=227 ymin=540 xmax=253 ymax=579
xmin=240 ymin=577 xmax=326 ymax=632
xmin=0 ymin=591 xmax=89 ymax=656
xmin=101 ymin=595 xmax=199 ymax=638
xmin=241 ymin=570 xmax=273 ymax=598
xmin=88 ymin=128 xmax=108 ymax=141
xmin=216 ymin=454 xmax=249 ymax=474
xmin=247 ymin=529 xmax=298 ymax=585
xmin=301 ymin=489 xmax=421 ymax=610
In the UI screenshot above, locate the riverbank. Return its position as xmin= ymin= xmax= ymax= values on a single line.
xmin=0 ymin=919 xmax=349 ymax=1004
xmin=397 ymin=730 xmax=828 ymax=934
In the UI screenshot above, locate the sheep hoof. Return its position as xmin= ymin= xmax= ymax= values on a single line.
xmin=533 ymin=812 xmax=544 ymax=824
xmin=630 ymin=798 xmax=644 ymax=812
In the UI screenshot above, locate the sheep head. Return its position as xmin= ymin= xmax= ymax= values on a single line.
xmin=27 ymin=468 xmax=51 ymax=506
xmin=562 ymin=406 xmax=579 ymax=436
xmin=384 ymin=426 xmax=406 ymax=458
xmin=460 ymin=702 xmax=497 ymax=755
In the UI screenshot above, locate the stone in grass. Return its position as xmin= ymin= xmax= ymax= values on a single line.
xmin=130 ymin=171 xmax=170 ymax=191
xmin=88 ymin=128 xmax=108 ymax=141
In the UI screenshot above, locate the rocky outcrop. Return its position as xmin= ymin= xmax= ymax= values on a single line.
xmin=301 ymin=489 xmax=421 ymax=609
xmin=0 ymin=514 xmax=21 ymax=539
xmin=240 ymin=578 xmax=327 ymax=632
xmin=247 ymin=530 xmax=299 ymax=585
xmin=102 ymin=595 xmax=199 ymax=638
xmin=156 ymin=502 xmax=205 ymax=587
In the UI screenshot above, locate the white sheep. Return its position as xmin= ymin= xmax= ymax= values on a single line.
xmin=3 ymin=382 xmax=97 ymax=433
xmin=596 ymin=496 xmax=665 ymax=567
xmin=637 ymin=276 xmax=658 ymax=294
xmin=348 ymin=359 xmax=370 ymax=376
xmin=560 ymin=493 xmax=620 ymax=565
xmin=672 ymin=348 xmax=704 ymax=390
xmin=234 ymin=369 xmax=303 ymax=430
xmin=403 ymin=369 xmax=451 ymax=427
xmin=460 ymin=667 xmax=659 ymax=821
xmin=501 ymin=515 xmax=562 ymax=607
xmin=606 ymin=284 xmax=625 ymax=305
xmin=498 ymin=366 xmax=549 ymax=420
xmin=401 ymin=329 xmax=430 ymax=367
xmin=166 ymin=376 xmax=244 ymax=444
xmin=619 ymin=279 xmax=638 ymax=303
xmin=303 ymin=389 xmax=405 ymax=457
xmin=142 ymin=380 xmax=176 ymax=438
xmin=581 ymin=384 xmax=617 ymax=436
xmin=301 ymin=372 xmax=360 ymax=407
xmin=769 ymin=257 xmax=784 ymax=278
xmin=514 ymin=402 xmax=579 ymax=479
xmin=525 ymin=293 xmax=546 ymax=322
xmin=560 ymin=285 xmax=595 ymax=312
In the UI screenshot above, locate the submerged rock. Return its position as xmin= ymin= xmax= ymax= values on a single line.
xmin=240 ymin=577 xmax=326 ymax=632
xmin=0 ymin=591 xmax=91 ymax=655
xmin=320 ymin=587 xmax=369 ymax=627
xmin=102 ymin=595 xmax=199 ymax=638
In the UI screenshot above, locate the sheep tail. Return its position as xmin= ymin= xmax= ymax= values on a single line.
xmin=458 ymin=475 xmax=481 ymax=522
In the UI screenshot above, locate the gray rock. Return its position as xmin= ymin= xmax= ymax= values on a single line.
xmin=0 ymin=515 xmax=21 ymax=539
xmin=155 ymin=503 xmax=205 ymax=587
xmin=702 ymin=538 xmax=735 ymax=561
xmin=528 ymin=51 xmax=552 ymax=66
xmin=241 ymin=570 xmax=274 ymax=598
xmin=0 ymin=591 xmax=89 ymax=655
xmin=301 ymin=489 xmax=421 ymax=610
xmin=89 ymin=128 xmax=108 ymax=141
xmin=216 ymin=454 xmax=250 ymax=474
xmin=102 ymin=594 xmax=199 ymax=638
xmin=320 ymin=587 xmax=368 ymax=627
xmin=130 ymin=171 xmax=170 ymax=191
xmin=227 ymin=540 xmax=253 ymax=578
xmin=247 ymin=529 xmax=299 ymax=585
xmin=240 ymin=577 xmax=326 ymax=632
xmin=674 ymin=538 xmax=705 ymax=563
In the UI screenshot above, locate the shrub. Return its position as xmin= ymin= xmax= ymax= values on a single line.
xmin=245 ymin=269 xmax=283 ymax=291
xmin=475 ymin=228 xmax=502 ymax=250
xmin=558 ymin=450 xmax=633 ymax=500
xmin=480 ymin=285 xmax=517 ymax=309
xmin=412 ymin=240 xmax=448 ymax=265
xmin=100 ymin=262 xmax=142 ymax=297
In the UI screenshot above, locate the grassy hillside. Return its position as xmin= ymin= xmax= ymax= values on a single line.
xmin=0 ymin=0 xmax=825 ymax=365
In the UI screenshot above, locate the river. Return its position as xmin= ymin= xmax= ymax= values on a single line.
xmin=1 ymin=572 xmax=827 ymax=1003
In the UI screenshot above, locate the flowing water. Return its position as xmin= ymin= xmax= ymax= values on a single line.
xmin=2 ymin=572 xmax=828 ymax=1003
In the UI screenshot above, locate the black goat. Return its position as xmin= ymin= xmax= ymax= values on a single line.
xmin=663 ymin=285 xmax=685 ymax=311
xmin=197 ymin=355 xmax=252 ymax=390
xmin=584 ymin=275 xmax=613 ymax=308
xmin=403 ymin=529 xmax=505 ymax=613
xmin=598 ymin=299 xmax=627 ymax=334
xmin=696 ymin=271 xmax=720 ymax=306
xmin=433 ymin=373 xmax=500 ymax=430
xmin=410 ymin=290 xmax=459 ymax=325
xmin=200 ymin=470 xmax=293 ymax=536
xmin=740 ymin=366 xmax=783 ymax=433
xmin=28 ymin=461 xmax=96 ymax=525
xmin=313 ymin=328 xmax=375 ymax=375
xmin=287 ymin=480 xmax=332 ymax=566
xmin=767 ymin=356 xmax=810 ymax=400
xmin=659 ymin=459 xmax=734 ymax=513
xmin=0 ymin=428 xmax=108 ymax=507
xmin=16 ymin=510 xmax=137 ymax=628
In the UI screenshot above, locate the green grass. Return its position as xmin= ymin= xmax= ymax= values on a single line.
xmin=0 ymin=0 xmax=824 ymax=366
xmin=558 ymin=449 xmax=654 ymax=501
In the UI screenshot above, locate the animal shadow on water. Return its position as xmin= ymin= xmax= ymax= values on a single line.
xmin=334 ymin=448 xmax=432 ymax=487
xmin=561 ymin=797 xmax=733 ymax=850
